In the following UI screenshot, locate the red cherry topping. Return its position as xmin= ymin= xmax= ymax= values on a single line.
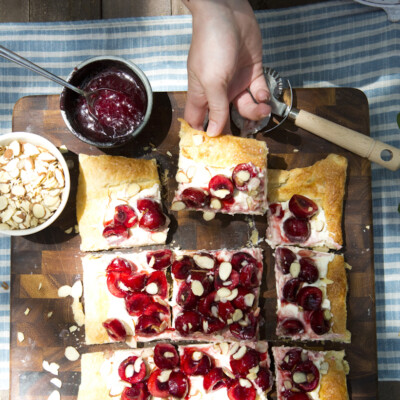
xmin=146 ymin=271 xmax=168 ymax=298
xmin=310 ymin=309 xmax=330 ymax=335
xmin=181 ymin=188 xmax=210 ymax=208
xmin=106 ymin=271 xmax=130 ymax=298
xmin=275 ymin=247 xmax=296 ymax=274
xmin=168 ymin=370 xmax=190 ymax=398
xmin=227 ymin=380 xmax=256 ymax=400
xmin=279 ymin=349 xmax=302 ymax=371
xmin=154 ymin=343 xmax=180 ymax=370
xmin=121 ymin=273 xmax=147 ymax=293
xmin=175 ymin=311 xmax=201 ymax=336
xmin=121 ymin=383 xmax=150 ymax=400
xmin=217 ymin=301 xmax=235 ymax=322
xmin=143 ymin=301 xmax=169 ymax=318
xmin=254 ymin=367 xmax=272 ymax=391
xmin=233 ymin=287 xmax=255 ymax=310
xmin=203 ymin=367 xmax=230 ymax=391
xmin=171 ymin=256 xmax=194 ymax=280
xmin=190 ymin=270 xmax=214 ymax=296
xmin=229 ymin=314 xmax=257 ymax=340
xmin=232 ymin=163 xmax=257 ymax=191
xmin=299 ymin=257 xmax=319 ymax=283
xmin=230 ymin=252 xmax=258 ymax=271
xmin=280 ymin=318 xmax=305 ymax=335
xmin=202 ymin=316 xmax=225 ymax=334
xmin=283 ymin=217 xmax=311 ymax=243
xmin=230 ymin=347 xmax=260 ymax=376
xmin=292 ymin=360 xmax=320 ymax=392
xmin=177 ymin=282 xmax=198 ymax=309
xmin=289 ymin=194 xmax=318 ymax=219
xmin=198 ymin=291 xmax=218 ymax=317
xmin=136 ymin=315 xmax=164 ymax=336
xmin=103 ymin=222 xmax=128 ymax=238
xmin=209 ymin=175 xmax=234 ymax=199
xmin=269 ymin=203 xmax=284 ymax=219
xmin=102 ymin=318 xmax=127 ymax=341
xmin=118 ymin=356 xmax=147 ymax=384
xmin=214 ymin=267 xmax=240 ymax=290
xmin=107 ymin=257 xmax=137 ymax=274
xmin=147 ymin=369 xmax=170 ymax=398
xmin=125 ymin=293 xmax=154 ymax=316
xmin=181 ymin=348 xmax=214 ymax=376
xmin=297 ymin=286 xmax=323 ymax=311
xmin=239 ymin=264 xmax=259 ymax=288
xmin=138 ymin=200 xmax=166 ymax=231
xmin=283 ymin=392 xmax=310 ymax=400
xmin=282 ymin=278 xmax=302 ymax=303
xmin=146 ymin=249 xmax=173 ymax=270
xmin=114 ymin=204 xmax=138 ymax=228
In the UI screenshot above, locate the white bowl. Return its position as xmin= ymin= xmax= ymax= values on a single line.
xmin=0 ymin=132 xmax=71 ymax=236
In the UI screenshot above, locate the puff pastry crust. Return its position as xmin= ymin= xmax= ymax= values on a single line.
xmin=272 ymin=346 xmax=349 ymax=400
xmin=266 ymin=154 xmax=347 ymax=249
xmin=172 ymin=119 xmax=268 ymax=216
xmin=77 ymin=154 xmax=168 ymax=251
xmin=275 ymin=246 xmax=350 ymax=343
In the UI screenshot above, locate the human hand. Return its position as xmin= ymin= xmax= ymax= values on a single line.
xmin=183 ymin=0 xmax=271 ymax=136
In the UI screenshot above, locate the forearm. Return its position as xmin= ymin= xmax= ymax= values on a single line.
xmin=183 ymin=0 xmax=251 ymax=17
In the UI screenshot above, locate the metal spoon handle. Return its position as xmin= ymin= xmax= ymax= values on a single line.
xmin=0 ymin=45 xmax=85 ymax=96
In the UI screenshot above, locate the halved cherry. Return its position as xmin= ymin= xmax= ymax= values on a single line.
xmin=146 ymin=271 xmax=168 ymax=298
xmin=299 ymin=258 xmax=319 ymax=283
xmin=154 ymin=343 xmax=180 ymax=370
xmin=125 ymin=293 xmax=154 ymax=316
xmin=190 ymin=270 xmax=214 ymax=296
xmin=289 ymin=194 xmax=318 ymax=219
xmin=209 ymin=175 xmax=235 ymax=199
xmin=282 ymin=278 xmax=302 ymax=303
xmin=214 ymin=267 xmax=239 ymax=290
xmin=175 ymin=311 xmax=201 ymax=336
xmin=203 ymin=367 xmax=230 ymax=391
xmin=239 ymin=264 xmax=259 ymax=288
xmin=297 ymin=286 xmax=322 ymax=311
xmin=136 ymin=315 xmax=165 ymax=336
xmin=217 ymin=301 xmax=235 ymax=322
xmin=198 ymin=291 xmax=218 ymax=317
xmin=233 ymin=287 xmax=255 ymax=310
xmin=148 ymin=369 xmax=170 ymax=398
xmin=193 ymin=252 xmax=216 ymax=270
xmin=230 ymin=251 xmax=258 ymax=271
xmin=118 ymin=355 xmax=147 ymax=384
xmin=171 ymin=256 xmax=194 ymax=280
xmin=232 ymin=163 xmax=257 ymax=191
xmin=227 ymin=380 xmax=256 ymax=400
xmin=280 ymin=318 xmax=305 ymax=335
xmin=121 ymin=273 xmax=147 ymax=293
xmin=147 ymin=249 xmax=173 ymax=270
xmin=279 ymin=348 xmax=302 ymax=371
xmin=181 ymin=188 xmax=210 ymax=208
xmin=137 ymin=198 xmax=160 ymax=212
xmin=269 ymin=203 xmax=284 ymax=219
xmin=292 ymin=360 xmax=320 ymax=392
xmin=107 ymin=271 xmax=131 ymax=298
xmin=122 ymin=382 xmax=150 ymax=400
xmin=107 ymin=257 xmax=137 ymax=274
xmin=310 ymin=309 xmax=330 ymax=335
xmin=275 ymin=247 xmax=296 ymax=274
xmin=168 ymin=370 xmax=190 ymax=398
xmin=181 ymin=348 xmax=214 ymax=376
xmin=229 ymin=314 xmax=257 ymax=340
xmin=114 ymin=204 xmax=138 ymax=228
xmin=103 ymin=222 xmax=128 ymax=238
xmin=177 ymin=282 xmax=198 ymax=310
xmin=143 ymin=301 xmax=169 ymax=318
xmin=283 ymin=217 xmax=311 ymax=243
xmin=221 ymin=195 xmax=235 ymax=211
xmin=138 ymin=203 xmax=166 ymax=231
xmin=230 ymin=347 xmax=260 ymax=376
xmin=102 ymin=318 xmax=127 ymax=341
xmin=254 ymin=367 xmax=272 ymax=391
xmin=202 ymin=316 xmax=225 ymax=334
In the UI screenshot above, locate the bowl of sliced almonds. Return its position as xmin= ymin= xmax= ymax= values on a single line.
xmin=0 ymin=132 xmax=70 ymax=236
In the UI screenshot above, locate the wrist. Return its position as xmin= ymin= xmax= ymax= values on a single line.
xmin=183 ymin=0 xmax=249 ymax=16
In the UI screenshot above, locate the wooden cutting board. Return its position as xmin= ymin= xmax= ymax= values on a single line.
xmin=10 ymin=89 xmax=377 ymax=400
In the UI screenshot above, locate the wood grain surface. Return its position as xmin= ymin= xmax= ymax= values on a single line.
xmin=10 ymin=88 xmax=377 ymax=400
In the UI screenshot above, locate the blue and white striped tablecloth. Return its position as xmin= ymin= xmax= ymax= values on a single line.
xmin=0 ymin=0 xmax=399 ymax=389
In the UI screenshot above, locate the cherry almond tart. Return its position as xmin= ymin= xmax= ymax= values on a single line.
xmin=171 ymin=119 xmax=268 ymax=220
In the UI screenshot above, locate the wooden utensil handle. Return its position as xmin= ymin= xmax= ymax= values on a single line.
xmin=294 ymin=109 xmax=400 ymax=171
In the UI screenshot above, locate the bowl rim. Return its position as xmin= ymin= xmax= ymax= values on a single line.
xmin=60 ymin=55 xmax=154 ymax=148
xmin=0 ymin=132 xmax=71 ymax=236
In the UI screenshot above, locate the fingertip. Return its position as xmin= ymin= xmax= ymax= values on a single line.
xmin=255 ymin=88 xmax=270 ymax=103
xmin=206 ymin=120 xmax=221 ymax=137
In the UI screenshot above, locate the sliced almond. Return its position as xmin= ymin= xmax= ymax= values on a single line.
xmin=125 ymin=364 xmax=135 ymax=378
xmin=0 ymin=196 xmax=8 ymax=211
xmin=292 ymin=371 xmax=307 ymax=384
xmin=226 ymin=288 xmax=238 ymax=301
xmin=58 ymin=285 xmax=72 ymax=298
xmin=212 ymin=189 xmax=230 ymax=199
xmin=232 ymin=345 xmax=247 ymax=360
xmin=244 ymin=293 xmax=255 ymax=308
xmin=32 ymin=203 xmax=45 ymax=219
xmin=219 ymin=342 xmax=229 ymax=355
xmin=193 ymin=255 xmax=214 ymax=270
xmin=64 ymin=346 xmax=80 ymax=361
xmin=229 ymin=343 xmax=240 ymax=356
xmin=158 ymin=369 xmax=172 ymax=383
xmin=217 ymin=287 xmax=231 ymax=298
xmin=134 ymin=357 xmax=143 ymax=373
xmin=54 ymin=169 xmax=65 ymax=187
xmin=222 ymin=367 xmax=235 ymax=379
xmin=109 ymin=380 xmax=131 ymax=396
xmin=0 ymin=206 xmax=14 ymax=222
xmin=145 ymin=282 xmax=159 ymax=295
xmin=246 ymin=372 xmax=257 ymax=380
xmin=17 ymin=331 xmax=24 ymax=342
xmin=232 ymin=309 xmax=243 ymax=322
xmin=290 ymin=261 xmax=301 ymax=278
xmin=239 ymin=379 xmax=252 ymax=388
xmin=191 ymin=280 xmax=204 ymax=297
xmin=0 ymin=223 xmax=10 ymax=230
xmin=171 ymin=201 xmax=186 ymax=211
xmin=71 ymin=280 xmax=83 ymax=299
xmin=236 ymin=170 xmax=251 ymax=183
xmin=47 ymin=390 xmax=61 ymax=400
xmin=248 ymin=177 xmax=260 ymax=191
xmin=192 ymin=351 xmax=203 ymax=361
xmin=9 ymin=140 xmax=20 ymax=157
xmin=176 ymin=170 xmax=189 ymax=183
xmin=203 ymin=211 xmax=215 ymax=221
xmin=218 ymin=262 xmax=232 ymax=281
xmin=0 ymin=184 xmax=10 ymax=194
xmin=210 ymin=198 xmax=222 ymax=210
xmin=151 ymin=231 xmax=167 ymax=243
xmin=164 ymin=351 xmax=175 ymax=358
xmin=50 ymin=378 xmax=62 ymax=389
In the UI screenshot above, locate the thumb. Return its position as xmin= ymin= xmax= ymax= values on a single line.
xmin=205 ymin=84 xmax=230 ymax=137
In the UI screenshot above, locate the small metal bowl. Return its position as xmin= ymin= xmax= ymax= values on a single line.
xmin=60 ymin=56 xmax=153 ymax=148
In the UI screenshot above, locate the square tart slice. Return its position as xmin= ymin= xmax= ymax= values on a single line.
xmin=170 ymin=247 xmax=263 ymax=342
xmin=274 ymin=246 xmax=351 ymax=343
xmin=272 ymin=346 xmax=350 ymax=400
xmin=82 ymin=250 xmax=173 ymax=347
xmin=77 ymin=154 xmax=169 ymax=251
xmin=77 ymin=342 xmax=273 ymax=400
xmin=266 ymin=154 xmax=347 ymax=250
xmin=171 ymin=119 xmax=268 ymax=220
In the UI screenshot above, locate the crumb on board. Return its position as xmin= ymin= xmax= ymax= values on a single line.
xmin=1 ymin=281 xmax=8 ymax=290
xmin=17 ymin=332 xmax=24 ymax=342
xmin=24 ymin=308 xmax=30 ymax=316
xmin=64 ymin=227 xmax=73 ymax=234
